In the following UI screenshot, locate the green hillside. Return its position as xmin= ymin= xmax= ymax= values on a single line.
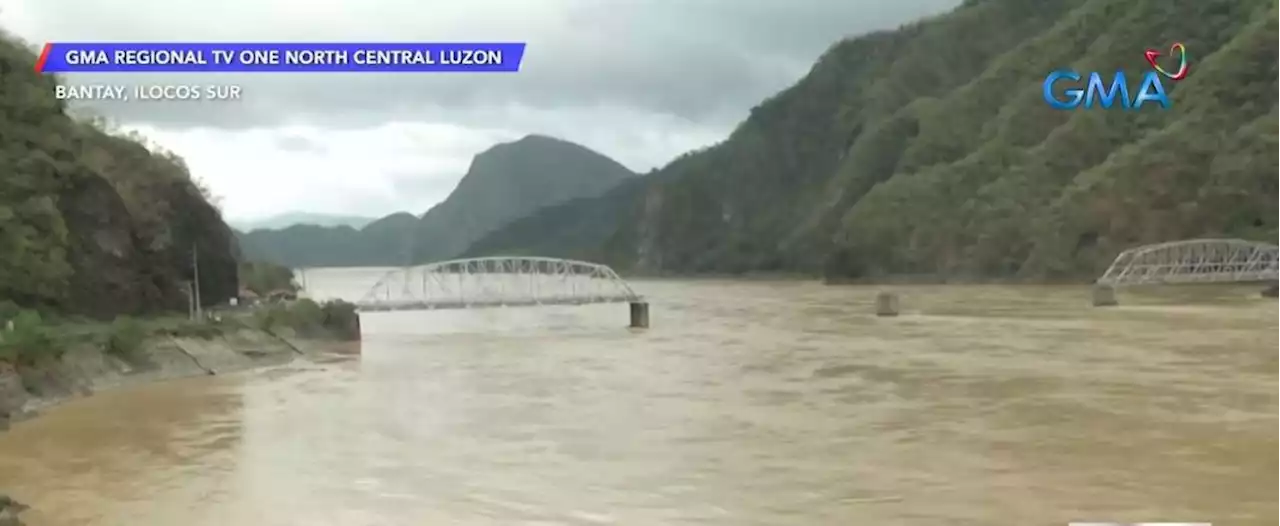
xmin=460 ymin=176 xmax=652 ymax=261
xmin=236 ymin=212 xmax=419 ymax=268
xmin=237 ymin=134 xmax=636 ymax=267
xmin=410 ymin=135 xmax=637 ymax=263
xmin=468 ymin=0 xmax=1278 ymax=280
xmin=0 ymin=32 xmax=239 ymax=319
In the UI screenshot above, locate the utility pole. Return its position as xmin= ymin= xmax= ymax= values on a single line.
xmin=192 ymin=243 xmax=203 ymax=321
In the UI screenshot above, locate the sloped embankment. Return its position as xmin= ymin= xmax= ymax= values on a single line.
xmin=0 ymin=329 xmax=310 ymax=426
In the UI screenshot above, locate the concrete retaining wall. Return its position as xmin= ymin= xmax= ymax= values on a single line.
xmin=0 ymin=328 xmax=301 ymax=424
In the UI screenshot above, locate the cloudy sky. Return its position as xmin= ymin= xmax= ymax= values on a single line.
xmin=3 ymin=0 xmax=956 ymax=223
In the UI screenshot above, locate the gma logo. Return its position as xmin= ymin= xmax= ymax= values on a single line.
xmin=1042 ymin=70 xmax=1171 ymax=110
xmin=1045 ymin=43 xmax=1188 ymax=110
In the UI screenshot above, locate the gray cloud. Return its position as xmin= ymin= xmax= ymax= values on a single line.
xmin=275 ymin=134 xmax=326 ymax=153
xmin=8 ymin=0 xmax=960 ymax=221
xmin=27 ymin=0 xmax=959 ymax=131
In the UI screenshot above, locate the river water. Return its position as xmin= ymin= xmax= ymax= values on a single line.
xmin=0 ymin=269 xmax=1275 ymax=525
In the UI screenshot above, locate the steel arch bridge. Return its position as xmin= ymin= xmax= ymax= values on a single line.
xmin=356 ymin=257 xmax=643 ymax=311
xmin=1096 ymin=238 xmax=1279 ymax=286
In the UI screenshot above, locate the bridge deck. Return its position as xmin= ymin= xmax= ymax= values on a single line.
xmin=356 ymin=257 xmax=644 ymax=312
xmin=1097 ymin=239 xmax=1278 ymax=286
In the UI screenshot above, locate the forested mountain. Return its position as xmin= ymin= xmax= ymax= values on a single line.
xmin=408 ymin=135 xmax=636 ymax=263
xmin=236 ymin=134 xmax=636 ymax=267
xmin=236 ymin=212 xmax=419 ymax=267
xmin=460 ymin=176 xmax=653 ymax=260
xmin=0 ymin=32 xmax=238 ymax=319
xmin=229 ymin=212 xmax=376 ymax=232
xmin=467 ymin=0 xmax=1278 ymax=280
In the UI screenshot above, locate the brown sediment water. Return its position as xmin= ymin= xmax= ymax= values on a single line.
xmin=0 ymin=271 xmax=1275 ymax=525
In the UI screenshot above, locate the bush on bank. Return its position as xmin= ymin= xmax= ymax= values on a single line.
xmin=320 ymin=300 xmax=360 ymax=340
xmin=253 ymin=298 xmax=360 ymax=340
xmin=239 ymin=261 xmax=301 ymax=297
xmin=105 ymin=317 xmax=146 ymax=361
xmin=0 ymin=310 xmax=62 ymax=366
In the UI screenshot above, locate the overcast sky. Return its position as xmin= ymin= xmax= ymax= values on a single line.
xmin=3 ymin=0 xmax=957 ymax=222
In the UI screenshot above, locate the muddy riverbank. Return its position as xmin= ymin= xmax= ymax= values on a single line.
xmin=0 ymin=325 xmax=353 ymax=525
xmin=0 ymin=327 xmax=346 ymax=426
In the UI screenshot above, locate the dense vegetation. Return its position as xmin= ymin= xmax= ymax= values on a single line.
xmin=238 ymin=261 xmax=301 ymax=297
xmin=0 ymin=297 xmax=358 ymax=368
xmin=469 ymin=0 xmax=1278 ymax=281
xmin=252 ymin=298 xmax=361 ymax=341
xmin=0 ymin=310 xmax=199 ymax=367
xmin=236 ymin=134 xmax=637 ymax=267
xmin=0 ymin=31 xmax=239 ymax=319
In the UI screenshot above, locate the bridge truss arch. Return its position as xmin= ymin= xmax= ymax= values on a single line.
xmin=1097 ymin=238 xmax=1279 ymax=286
xmin=357 ymin=256 xmax=642 ymax=311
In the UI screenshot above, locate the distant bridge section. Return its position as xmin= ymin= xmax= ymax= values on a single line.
xmin=356 ymin=257 xmax=643 ymax=311
xmin=1096 ymin=238 xmax=1279 ymax=286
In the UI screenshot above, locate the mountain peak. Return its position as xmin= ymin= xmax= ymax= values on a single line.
xmin=513 ymin=133 xmax=562 ymax=144
xmin=413 ymin=135 xmax=638 ymax=261
xmin=476 ymin=134 xmax=620 ymax=164
xmin=236 ymin=135 xmax=637 ymax=267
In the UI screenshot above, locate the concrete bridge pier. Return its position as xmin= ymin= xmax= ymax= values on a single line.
xmin=1092 ymin=284 xmax=1118 ymax=307
xmin=875 ymin=292 xmax=900 ymax=316
xmin=629 ymin=301 xmax=650 ymax=328
xmin=1262 ymin=282 xmax=1278 ymax=298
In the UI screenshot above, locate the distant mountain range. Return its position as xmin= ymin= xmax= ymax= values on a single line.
xmin=235 ymin=134 xmax=637 ymax=267
xmin=230 ymin=212 xmax=377 ymax=232
xmin=239 ymin=1 xmax=1276 ymax=280
xmin=463 ymin=0 xmax=1278 ymax=280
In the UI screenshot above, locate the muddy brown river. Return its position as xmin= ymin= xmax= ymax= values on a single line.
xmin=0 ymin=271 xmax=1276 ymax=525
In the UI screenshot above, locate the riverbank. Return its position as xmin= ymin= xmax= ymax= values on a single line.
xmin=0 ymin=303 xmax=358 ymax=428
xmin=0 ymin=299 xmax=360 ymax=525
xmin=0 ymin=326 xmax=314 ymax=427
xmin=0 ymin=331 xmax=340 ymax=526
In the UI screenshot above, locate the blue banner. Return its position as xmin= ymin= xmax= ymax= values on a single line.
xmin=36 ymin=42 xmax=526 ymax=73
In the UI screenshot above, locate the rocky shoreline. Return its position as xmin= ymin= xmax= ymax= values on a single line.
xmin=0 ymin=327 xmax=345 ymax=525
